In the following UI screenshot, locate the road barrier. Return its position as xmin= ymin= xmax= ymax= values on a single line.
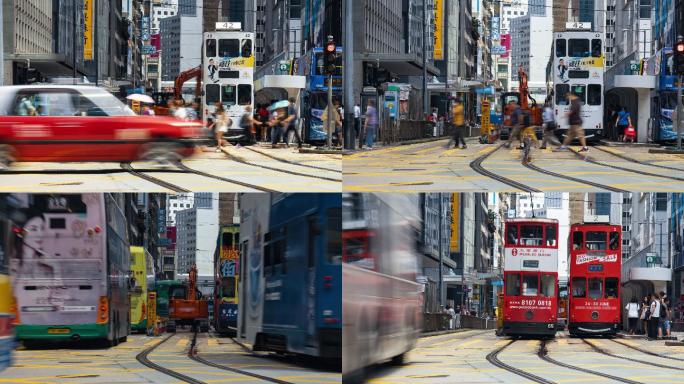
xmin=460 ymin=315 xmax=497 ymax=330
xmin=375 ymin=119 xmax=482 ymax=146
xmin=423 ymin=313 xmax=452 ymax=332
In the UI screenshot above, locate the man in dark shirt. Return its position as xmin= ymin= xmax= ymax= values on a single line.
xmin=282 ymin=98 xmax=303 ymax=148
xmin=557 ymin=92 xmax=588 ymax=152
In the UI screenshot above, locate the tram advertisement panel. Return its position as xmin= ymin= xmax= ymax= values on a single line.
xmin=504 ymin=247 xmax=558 ymax=271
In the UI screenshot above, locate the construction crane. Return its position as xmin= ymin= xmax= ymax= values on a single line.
xmin=153 ymin=66 xmax=202 ymax=116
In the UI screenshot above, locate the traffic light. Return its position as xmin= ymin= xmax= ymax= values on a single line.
xmin=324 ymin=40 xmax=337 ymax=75
xmin=675 ymin=40 xmax=684 ymax=76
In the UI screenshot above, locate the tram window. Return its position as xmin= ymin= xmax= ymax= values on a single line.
xmin=520 ymin=225 xmax=543 ymax=246
xmin=241 ymin=39 xmax=253 ymax=58
xmin=545 ymin=225 xmax=557 ymax=247
xmin=572 ymin=231 xmax=583 ymax=250
xmin=205 ymin=84 xmax=220 ymax=105
xmin=605 ymin=278 xmax=619 ymax=298
xmin=326 ymin=208 xmax=342 ymax=265
xmin=343 ymin=236 xmax=373 ymax=268
xmin=206 ymin=39 xmax=217 ymax=57
xmin=568 ymin=39 xmax=590 ymax=57
xmin=586 ymin=231 xmax=607 ymax=250
xmin=555 ymin=39 xmax=566 ymax=57
xmin=588 ymin=84 xmax=602 ymax=106
xmin=572 ymin=277 xmax=586 ymax=298
xmin=541 ymin=274 xmax=555 ymax=297
xmin=572 ymin=85 xmax=586 ymax=104
xmin=221 ymin=85 xmax=237 ymax=106
xmin=609 ymin=232 xmax=620 ymax=250
xmin=506 ymin=273 xmax=521 ymax=296
xmin=506 ymin=225 xmax=519 ymax=245
xmin=588 ymin=277 xmax=603 ymax=299
xmin=522 ymin=274 xmax=539 ymax=296
xmin=238 ymin=84 xmax=252 ymax=106
xmin=222 ymin=232 xmax=233 ymax=248
xmin=591 ymin=39 xmax=602 ymax=57
xmin=220 ymin=277 xmax=235 ymax=297
xmin=218 ymin=39 xmax=240 ymax=57
xmin=556 ymin=84 xmax=569 ymax=105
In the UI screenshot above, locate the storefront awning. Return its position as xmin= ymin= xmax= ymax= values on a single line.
xmin=357 ymin=53 xmax=441 ymax=77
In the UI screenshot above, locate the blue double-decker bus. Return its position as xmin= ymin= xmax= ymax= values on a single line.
xmin=239 ymin=193 xmax=341 ymax=359
xmin=301 ymin=47 xmax=343 ymax=144
xmin=650 ymin=47 xmax=682 ymax=142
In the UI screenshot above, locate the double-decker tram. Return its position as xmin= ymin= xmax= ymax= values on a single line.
xmin=552 ymin=28 xmax=605 ymax=142
xmin=214 ymin=225 xmax=239 ymax=335
xmin=239 ymin=194 xmax=341 ymax=359
xmin=9 ymin=194 xmax=130 ymax=347
xmin=342 ymin=193 xmax=423 ymax=381
xmin=499 ymin=218 xmax=559 ymax=338
xmin=568 ymin=223 xmax=621 ymax=336
xmin=202 ymin=23 xmax=254 ymax=142
xmin=129 ymin=246 xmax=154 ymax=333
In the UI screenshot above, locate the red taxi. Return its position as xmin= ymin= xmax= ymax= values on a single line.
xmin=0 ymin=85 xmax=204 ymax=167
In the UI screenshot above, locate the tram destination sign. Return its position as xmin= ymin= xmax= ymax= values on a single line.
xmin=576 ymin=253 xmax=617 ymax=265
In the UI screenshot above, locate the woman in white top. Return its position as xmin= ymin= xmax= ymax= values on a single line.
xmin=647 ymin=293 xmax=661 ymax=340
xmin=213 ymin=102 xmax=232 ymax=152
xmin=625 ymin=297 xmax=640 ymax=335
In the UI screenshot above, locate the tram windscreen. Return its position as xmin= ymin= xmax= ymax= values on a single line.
xmin=572 ymin=231 xmax=583 ymax=250
xmin=522 ymin=275 xmax=539 ymax=296
xmin=586 ymin=232 xmax=607 ymax=250
xmin=220 ymin=277 xmax=236 ymax=297
xmin=520 ymin=225 xmax=543 ymax=246
xmin=541 ymin=274 xmax=555 ymax=297
xmin=605 ymin=278 xmax=619 ymax=298
xmin=545 ymin=225 xmax=557 ymax=246
xmin=506 ymin=225 xmax=519 ymax=245
xmin=609 ymin=232 xmax=620 ymax=250
xmin=572 ymin=277 xmax=586 ymax=298
xmin=588 ymin=277 xmax=603 ymax=299
xmin=506 ymin=273 xmax=521 ymax=296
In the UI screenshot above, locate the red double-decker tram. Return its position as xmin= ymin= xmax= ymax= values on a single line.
xmin=568 ymin=223 xmax=621 ymax=336
xmin=499 ymin=218 xmax=559 ymax=338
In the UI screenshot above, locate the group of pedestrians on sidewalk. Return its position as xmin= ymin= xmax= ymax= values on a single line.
xmin=625 ymin=291 xmax=673 ymax=340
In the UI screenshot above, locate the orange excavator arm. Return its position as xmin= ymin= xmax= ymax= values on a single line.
xmin=187 ymin=264 xmax=198 ymax=301
xmin=174 ymin=66 xmax=202 ymax=101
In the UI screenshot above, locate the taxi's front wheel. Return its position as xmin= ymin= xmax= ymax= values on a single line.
xmin=0 ymin=145 xmax=14 ymax=170
xmin=140 ymin=141 xmax=183 ymax=165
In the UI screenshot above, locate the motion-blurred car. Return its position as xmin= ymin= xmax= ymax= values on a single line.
xmin=0 ymin=85 xmax=204 ymax=168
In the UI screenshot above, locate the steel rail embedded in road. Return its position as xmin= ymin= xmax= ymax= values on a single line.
xmin=568 ymin=148 xmax=684 ymax=182
xmin=120 ymin=162 xmax=191 ymax=193
xmin=244 ymin=146 xmax=342 ymax=173
xmin=222 ymin=149 xmax=342 ymax=183
xmin=538 ymin=340 xmax=644 ymax=384
xmin=470 ymin=145 xmax=542 ymax=192
xmin=189 ymin=331 xmax=295 ymax=384
xmin=606 ymin=338 xmax=684 ymax=363
xmin=486 ymin=340 xmax=555 ymax=384
xmin=174 ymin=162 xmax=277 ymax=193
xmin=594 ymin=146 xmax=684 ymax=173
xmin=136 ymin=334 xmax=206 ymax=384
xmin=522 ymin=161 xmax=628 ymax=193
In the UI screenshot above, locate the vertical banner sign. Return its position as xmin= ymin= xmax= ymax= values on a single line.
xmin=450 ymin=193 xmax=460 ymax=253
xmin=147 ymin=292 xmax=157 ymax=336
xmin=83 ymin=0 xmax=93 ymax=60
xmin=491 ymin=17 xmax=500 ymax=41
xmin=433 ymin=0 xmax=444 ymax=60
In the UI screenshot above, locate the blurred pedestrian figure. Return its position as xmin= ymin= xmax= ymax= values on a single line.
xmin=614 ymin=106 xmax=632 ymax=142
xmin=186 ymin=102 xmax=199 ymax=121
xmin=322 ymin=101 xmax=343 ymax=147
xmin=662 ymin=297 xmax=672 ymax=337
xmin=354 ymin=102 xmax=362 ymax=149
xmin=241 ymin=105 xmax=260 ymax=145
xmin=257 ymin=104 xmax=270 ymax=141
xmin=446 ymin=305 xmax=456 ymax=329
xmin=167 ymin=100 xmax=177 ymax=116
xmin=556 ymin=92 xmax=589 ymax=152
xmin=640 ymin=296 xmax=650 ymax=335
xmin=173 ymin=99 xmax=187 ymax=120
xmin=452 ymin=98 xmax=467 ymax=149
xmin=282 ymin=98 xmax=303 ymax=149
xmin=648 ymin=293 xmax=661 ymax=340
xmin=363 ymin=100 xmax=378 ymax=149
xmin=540 ymin=101 xmax=561 ymax=149
xmin=625 ymin=297 xmax=639 ymax=335
xmin=504 ymin=100 xmax=522 ymax=148
xmin=213 ymin=102 xmax=231 ymax=152
xmin=142 ymin=104 xmax=155 ymax=116
xmin=270 ymin=104 xmax=288 ymax=148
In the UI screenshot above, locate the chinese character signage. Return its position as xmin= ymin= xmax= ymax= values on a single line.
xmin=434 ymin=0 xmax=444 ymax=60
xmin=450 ymin=193 xmax=460 ymax=253
xmin=491 ymin=17 xmax=500 ymax=41
xmin=83 ymin=0 xmax=93 ymax=60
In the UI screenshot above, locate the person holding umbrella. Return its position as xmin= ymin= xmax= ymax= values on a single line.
xmin=269 ymin=100 xmax=290 ymax=148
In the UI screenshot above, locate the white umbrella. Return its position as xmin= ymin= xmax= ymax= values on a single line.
xmin=126 ymin=94 xmax=155 ymax=104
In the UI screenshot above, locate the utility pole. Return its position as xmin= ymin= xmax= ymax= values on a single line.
xmin=73 ymin=0 xmax=77 ymax=84
xmin=438 ymin=194 xmax=444 ymax=307
xmin=676 ymin=36 xmax=684 ymax=149
xmin=0 ymin=0 xmax=4 ymax=85
xmin=422 ymin=0 xmax=429 ymax=118
xmin=327 ymin=35 xmax=334 ymax=149
xmin=344 ymin=0 xmax=354 ymax=149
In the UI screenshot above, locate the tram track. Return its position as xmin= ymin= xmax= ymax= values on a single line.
xmin=469 ymin=145 xmax=541 ymax=192
xmin=609 ymin=338 xmax=684 ymax=362
xmin=568 ymin=148 xmax=684 ymax=182
xmin=538 ymin=340 xmax=643 ymax=384
xmin=486 ymin=340 xmax=554 ymax=384
xmin=173 ymin=162 xmax=276 ymax=192
xmin=135 ymin=334 xmax=205 ymax=384
xmin=594 ymin=146 xmax=684 ymax=173
xmin=581 ymin=338 xmax=684 ymax=371
xmin=243 ymin=146 xmax=342 ymax=173
xmin=120 ymin=162 xmax=190 ymax=193
xmin=222 ymin=148 xmax=342 ymax=183
xmin=522 ymin=161 xmax=628 ymax=193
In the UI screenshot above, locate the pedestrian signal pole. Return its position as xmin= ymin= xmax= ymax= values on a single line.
xmin=675 ymin=37 xmax=684 ymax=150
xmin=325 ymin=36 xmax=336 ymax=148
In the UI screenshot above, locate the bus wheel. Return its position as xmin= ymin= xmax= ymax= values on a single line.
xmin=390 ymin=353 xmax=406 ymax=365
xmin=141 ymin=142 xmax=182 ymax=165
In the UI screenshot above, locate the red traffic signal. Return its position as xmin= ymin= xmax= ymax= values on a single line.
xmin=675 ymin=40 xmax=684 ymax=75
xmin=325 ymin=41 xmax=336 ymax=53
